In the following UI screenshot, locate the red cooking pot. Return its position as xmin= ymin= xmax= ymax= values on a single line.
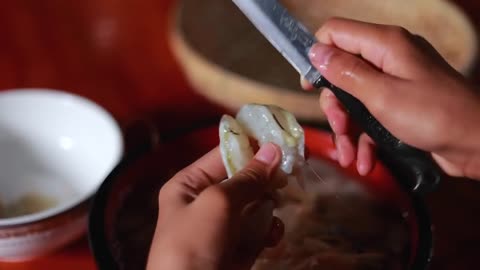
xmin=88 ymin=124 xmax=433 ymax=269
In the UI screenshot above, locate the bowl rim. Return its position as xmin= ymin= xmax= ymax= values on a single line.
xmin=0 ymin=199 xmax=90 ymax=238
xmin=88 ymin=124 xmax=433 ymax=270
xmin=0 ymin=88 xmax=124 ymax=228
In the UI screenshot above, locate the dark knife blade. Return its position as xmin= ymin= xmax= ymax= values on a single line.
xmin=232 ymin=0 xmax=322 ymax=84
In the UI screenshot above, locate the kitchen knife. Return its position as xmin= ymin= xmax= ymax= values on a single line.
xmin=232 ymin=0 xmax=441 ymax=194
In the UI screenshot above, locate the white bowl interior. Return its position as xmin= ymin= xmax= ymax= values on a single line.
xmin=0 ymin=89 xmax=123 ymax=226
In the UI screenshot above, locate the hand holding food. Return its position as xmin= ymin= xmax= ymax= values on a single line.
xmin=219 ymin=104 xmax=410 ymax=270
xmin=147 ymin=143 xmax=284 ymax=270
xmin=147 ymin=104 xmax=306 ymax=270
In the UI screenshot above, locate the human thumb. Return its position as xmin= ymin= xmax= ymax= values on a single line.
xmin=220 ymin=143 xmax=282 ymax=210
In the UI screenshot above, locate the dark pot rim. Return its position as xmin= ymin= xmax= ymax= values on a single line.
xmin=88 ymin=124 xmax=434 ymax=270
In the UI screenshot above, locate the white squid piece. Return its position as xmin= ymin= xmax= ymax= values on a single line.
xmin=219 ymin=104 xmax=305 ymax=179
xmin=219 ymin=115 xmax=254 ymax=177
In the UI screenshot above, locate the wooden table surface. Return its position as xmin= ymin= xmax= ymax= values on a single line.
xmin=0 ymin=0 xmax=479 ymax=269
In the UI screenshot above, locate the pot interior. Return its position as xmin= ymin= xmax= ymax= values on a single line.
xmin=89 ymin=126 xmax=431 ymax=270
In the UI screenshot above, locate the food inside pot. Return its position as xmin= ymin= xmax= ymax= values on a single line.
xmin=111 ymin=155 xmax=411 ymax=270
xmin=253 ymin=158 xmax=410 ymax=270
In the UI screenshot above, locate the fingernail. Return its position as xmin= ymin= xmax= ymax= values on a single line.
xmin=255 ymin=143 xmax=279 ymax=164
xmin=337 ymin=146 xmax=345 ymax=166
xmin=328 ymin=110 xmax=345 ymax=134
xmin=300 ymin=76 xmax=313 ymax=91
xmin=357 ymin=161 xmax=367 ymax=176
xmin=337 ymin=136 xmax=347 ymax=167
xmin=309 ymin=43 xmax=334 ymax=70
xmin=327 ymin=117 xmax=338 ymax=134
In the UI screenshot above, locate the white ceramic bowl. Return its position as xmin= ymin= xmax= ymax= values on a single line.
xmin=0 ymin=89 xmax=123 ymax=261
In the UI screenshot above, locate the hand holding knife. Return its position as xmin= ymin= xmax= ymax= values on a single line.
xmin=232 ymin=0 xmax=441 ymax=194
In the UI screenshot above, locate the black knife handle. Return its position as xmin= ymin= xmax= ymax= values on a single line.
xmin=313 ymin=78 xmax=441 ymax=195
